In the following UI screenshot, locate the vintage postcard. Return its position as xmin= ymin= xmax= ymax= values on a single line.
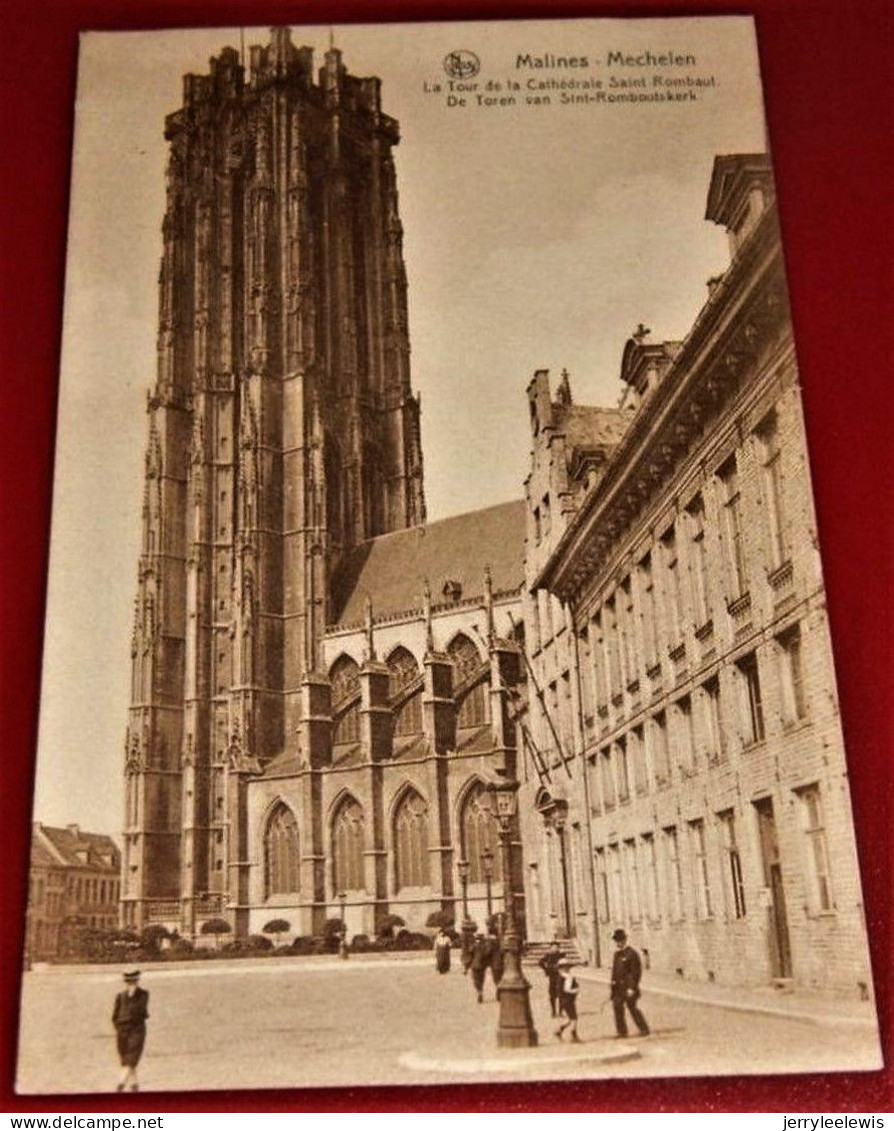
xmin=18 ymin=16 xmax=881 ymax=1094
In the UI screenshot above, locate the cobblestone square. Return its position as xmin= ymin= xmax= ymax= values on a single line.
xmin=16 ymin=955 xmax=881 ymax=1095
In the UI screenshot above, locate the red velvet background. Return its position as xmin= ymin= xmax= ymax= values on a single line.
xmin=1 ymin=0 xmax=890 ymax=1113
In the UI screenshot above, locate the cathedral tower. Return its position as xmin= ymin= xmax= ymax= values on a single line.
xmin=123 ymin=29 xmax=425 ymax=930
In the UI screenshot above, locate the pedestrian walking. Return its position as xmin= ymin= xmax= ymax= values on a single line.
xmin=486 ymin=925 xmax=503 ymax=988
xmin=554 ymin=958 xmax=581 ymax=1042
xmin=538 ymin=941 xmax=563 ymax=1017
xmin=434 ymin=928 xmax=452 ymax=974
xmin=609 ymin=928 xmax=650 ymax=1038
xmin=112 ymin=969 xmax=149 ymax=1092
xmin=469 ymin=931 xmax=490 ymax=1003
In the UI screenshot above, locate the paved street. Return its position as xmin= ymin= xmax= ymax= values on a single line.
xmin=16 ymin=955 xmax=882 ymax=1095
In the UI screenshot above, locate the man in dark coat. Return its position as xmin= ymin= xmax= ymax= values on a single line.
xmin=469 ymin=932 xmax=490 ymax=1002
xmin=486 ymin=925 xmax=504 ymax=988
xmin=609 ymin=928 xmax=649 ymax=1037
xmin=112 ymin=969 xmax=150 ymax=1091
xmin=538 ymin=941 xmax=563 ymax=1017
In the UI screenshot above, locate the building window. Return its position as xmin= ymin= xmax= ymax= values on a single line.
xmin=608 ymin=843 xmax=625 ymax=923
xmin=394 ymin=788 xmax=430 ymax=890
xmin=533 ymin=505 xmax=542 ymax=544
xmin=330 ymin=655 xmax=361 ymax=745
xmin=718 ymin=456 xmax=747 ymax=597
xmin=799 ymin=785 xmax=834 ymax=913
xmin=642 ymin=834 xmax=660 ymax=921
xmin=604 ymin=597 xmax=622 ymax=699
xmin=689 ymin=818 xmax=713 ymax=919
xmin=638 ymin=553 xmax=658 ymax=666
xmin=594 ymin=847 xmax=610 ymax=922
xmin=448 ymin=634 xmax=489 ymax=729
xmin=541 ymin=493 xmax=551 ymax=537
xmin=624 ymin=839 xmax=642 ymax=922
xmin=600 ymin=748 xmax=616 ymax=810
xmin=687 ymin=494 xmax=711 ymax=626
xmin=332 ymin=796 xmax=366 ymax=894
xmin=620 ymin=576 xmax=636 ymax=685
xmin=460 ymin=781 xmax=502 ymax=883
xmin=717 ymin=808 xmax=746 ymax=919
xmin=591 ymin=612 xmax=608 ymax=708
xmin=661 ymin=525 xmax=685 ymax=642
xmin=736 ymin=651 xmax=765 ymax=745
xmin=616 ymin=740 xmax=631 ymax=803
xmin=651 ymin=711 xmax=670 ymax=786
xmin=630 ymin=724 xmax=649 ymax=795
xmin=675 ymin=695 xmax=696 ymax=774
xmin=264 ymin=804 xmax=300 ymax=898
xmin=778 ymin=627 xmax=808 ymax=726
xmin=756 ymin=412 xmax=788 ymax=568
xmin=702 ymin=676 xmax=724 ymax=763
xmin=387 ymin=646 xmax=422 ymax=736
xmin=663 ymin=826 xmax=684 ymax=921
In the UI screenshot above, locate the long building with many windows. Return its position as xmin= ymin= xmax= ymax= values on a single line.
xmin=516 ymin=154 xmax=872 ymax=994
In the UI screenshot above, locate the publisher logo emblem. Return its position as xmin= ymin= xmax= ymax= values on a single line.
xmin=443 ymin=50 xmax=480 ymax=80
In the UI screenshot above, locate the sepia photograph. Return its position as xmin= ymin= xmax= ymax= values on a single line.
xmin=10 ymin=12 xmax=886 ymax=1101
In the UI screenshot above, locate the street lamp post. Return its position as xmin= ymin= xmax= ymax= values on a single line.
xmin=457 ymin=858 xmax=475 ymax=971
xmin=482 ymin=846 xmax=494 ymax=926
xmin=338 ymin=892 xmax=348 ymax=960
xmin=489 ymin=780 xmax=538 ymax=1048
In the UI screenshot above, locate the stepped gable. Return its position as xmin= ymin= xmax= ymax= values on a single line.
xmin=331 ymin=498 xmax=527 ymax=627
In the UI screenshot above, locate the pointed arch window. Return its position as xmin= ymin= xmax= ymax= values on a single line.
xmin=460 ymin=781 xmax=503 ymax=883
xmin=387 ymin=646 xmax=423 ymax=736
xmin=264 ymin=804 xmax=300 ymax=898
xmin=394 ymin=788 xmax=430 ymax=890
xmin=447 ymin=634 xmax=489 ymax=728
xmin=332 ymin=796 xmax=366 ymax=894
xmin=330 ymin=655 xmax=361 ymax=745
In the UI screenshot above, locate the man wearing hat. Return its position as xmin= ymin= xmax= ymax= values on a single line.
xmin=112 ymin=969 xmax=150 ymax=1092
xmin=554 ymin=958 xmax=581 ymax=1042
xmin=469 ymin=932 xmax=491 ymax=1003
xmin=610 ymin=928 xmax=650 ymax=1038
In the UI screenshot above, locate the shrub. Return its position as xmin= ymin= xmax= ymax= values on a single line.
xmin=200 ymin=917 xmax=232 ymax=949
xmin=289 ymin=935 xmax=323 ymax=956
xmin=247 ymin=934 xmax=274 ymax=951
xmin=262 ymin=918 xmax=291 ymax=945
xmin=393 ymin=931 xmax=433 ymax=952
xmin=322 ymin=917 xmax=346 ymax=952
xmin=349 ymin=934 xmax=372 ymax=953
xmin=425 ymin=911 xmax=456 ymax=931
xmin=375 ymin=913 xmax=406 ymax=940
xmin=140 ymin=924 xmax=171 ymax=954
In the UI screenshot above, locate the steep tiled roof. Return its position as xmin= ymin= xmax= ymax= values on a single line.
xmin=331 ymin=498 xmax=526 ymax=628
xmin=37 ymin=824 xmax=119 ymax=868
xmin=560 ymin=404 xmax=629 ymax=453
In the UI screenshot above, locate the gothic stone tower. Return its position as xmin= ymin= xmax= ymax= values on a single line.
xmin=123 ymin=29 xmax=425 ymax=932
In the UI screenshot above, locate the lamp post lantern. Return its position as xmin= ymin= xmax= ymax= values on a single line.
xmin=457 ymin=857 xmax=475 ymax=971
xmin=488 ymin=779 xmax=538 ymax=1048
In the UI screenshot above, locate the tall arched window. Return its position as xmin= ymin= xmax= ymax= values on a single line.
xmin=332 ymin=795 xmax=366 ymax=893
xmin=447 ymin=633 xmax=489 ymax=728
xmin=265 ymin=803 xmax=300 ymax=898
xmin=330 ymin=655 xmax=361 ymax=745
xmin=387 ymin=646 xmax=423 ymax=736
xmin=460 ymin=781 xmax=503 ymax=883
xmin=393 ymin=788 xmax=430 ymax=890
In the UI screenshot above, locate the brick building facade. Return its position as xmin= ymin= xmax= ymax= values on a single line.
xmin=26 ymin=824 xmax=121 ymax=961
xmin=516 ymin=155 xmax=872 ymax=994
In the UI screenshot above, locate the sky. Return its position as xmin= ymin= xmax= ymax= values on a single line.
xmin=32 ymin=17 xmax=768 ymax=835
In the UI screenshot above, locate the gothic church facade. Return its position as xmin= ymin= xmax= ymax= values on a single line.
xmin=123 ymin=29 xmax=524 ymax=939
